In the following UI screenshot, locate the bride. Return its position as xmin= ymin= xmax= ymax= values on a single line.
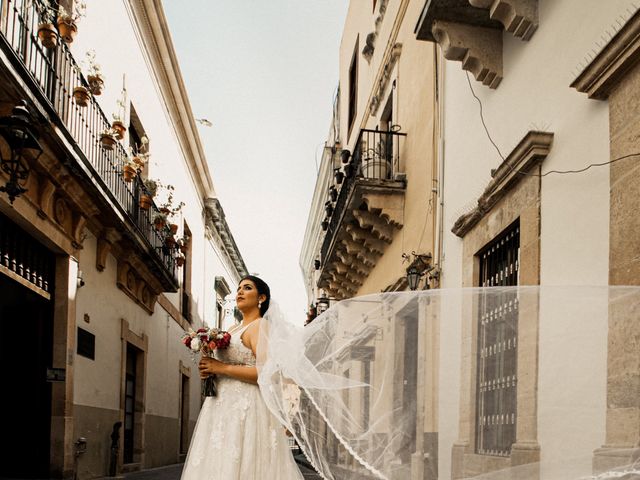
xmin=180 ymin=275 xmax=304 ymax=479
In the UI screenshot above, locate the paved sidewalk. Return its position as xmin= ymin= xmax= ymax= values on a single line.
xmin=108 ymin=461 xmax=322 ymax=480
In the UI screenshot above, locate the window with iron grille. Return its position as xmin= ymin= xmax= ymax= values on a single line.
xmin=476 ymin=221 xmax=519 ymax=456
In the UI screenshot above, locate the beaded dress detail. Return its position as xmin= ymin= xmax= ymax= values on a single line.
xmin=180 ymin=321 xmax=304 ymax=480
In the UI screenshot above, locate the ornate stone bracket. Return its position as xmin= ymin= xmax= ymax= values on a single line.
xmin=452 ymin=130 xmax=553 ymax=237
xmin=469 ymin=0 xmax=538 ymax=40
xmin=415 ymin=0 xmax=538 ymax=88
xmin=116 ymin=260 xmax=160 ymax=315
xmin=433 ymin=20 xmax=503 ymax=89
xmin=362 ymin=0 xmax=389 ymax=62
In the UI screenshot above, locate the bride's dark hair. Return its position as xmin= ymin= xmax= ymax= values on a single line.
xmin=241 ymin=275 xmax=271 ymax=316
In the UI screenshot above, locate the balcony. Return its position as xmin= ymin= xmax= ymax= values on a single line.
xmin=319 ymin=128 xmax=406 ymax=300
xmin=0 ymin=0 xmax=178 ymax=291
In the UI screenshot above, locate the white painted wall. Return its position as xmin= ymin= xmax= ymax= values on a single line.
xmin=70 ymin=0 xmax=243 ymax=428
xmin=440 ymin=0 xmax=634 ymax=289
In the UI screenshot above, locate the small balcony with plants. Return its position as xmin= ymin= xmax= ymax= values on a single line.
xmin=318 ymin=127 xmax=407 ymax=300
xmin=0 ymin=0 xmax=181 ymax=291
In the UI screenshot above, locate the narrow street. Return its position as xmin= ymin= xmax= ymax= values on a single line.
xmin=104 ymin=461 xmax=322 ymax=480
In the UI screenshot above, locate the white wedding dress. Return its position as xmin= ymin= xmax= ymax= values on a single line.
xmin=181 ymin=321 xmax=304 ymax=480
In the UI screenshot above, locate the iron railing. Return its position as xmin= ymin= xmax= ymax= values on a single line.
xmin=0 ymin=0 xmax=177 ymax=280
xmin=320 ymin=128 xmax=406 ymax=265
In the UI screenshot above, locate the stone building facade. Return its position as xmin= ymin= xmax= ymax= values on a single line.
xmin=0 ymin=0 xmax=246 ymax=478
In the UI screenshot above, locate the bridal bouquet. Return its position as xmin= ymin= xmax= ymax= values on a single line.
xmin=181 ymin=328 xmax=231 ymax=396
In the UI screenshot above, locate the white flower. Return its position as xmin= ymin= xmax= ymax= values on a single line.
xmin=190 ymin=337 xmax=201 ymax=352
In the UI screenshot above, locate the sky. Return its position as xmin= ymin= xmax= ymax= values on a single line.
xmin=163 ymin=1 xmax=349 ymax=324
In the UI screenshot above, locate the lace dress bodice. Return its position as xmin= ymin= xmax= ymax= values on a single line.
xmin=215 ymin=322 xmax=256 ymax=366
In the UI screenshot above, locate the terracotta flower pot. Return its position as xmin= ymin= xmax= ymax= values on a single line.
xmin=154 ymin=218 xmax=166 ymax=231
xmin=122 ymin=164 xmax=137 ymax=182
xmin=159 ymin=207 xmax=170 ymax=216
xmin=139 ymin=194 xmax=153 ymax=210
xmin=56 ymin=18 xmax=77 ymax=43
xmin=179 ymin=244 xmax=188 ymax=254
xmin=87 ymin=75 xmax=104 ymax=96
xmin=132 ymin=156 xmax=145 ymax=167
xmin=37 ymin=23 xmax=58 ymax=49
xmin=176 ymin=256 xmax=185 ymax=267
xmin=112 ymin=121 xmax=126 ymax=140
xmin=165 ymin=236 xmax=176 ymax=248
xmin=99 ymin=133 xmax=116 ymax=150
xmin=170 ymin=223 xmax=178 ymax=235
xmin=72 ymin=86 xmax=90 ymax=107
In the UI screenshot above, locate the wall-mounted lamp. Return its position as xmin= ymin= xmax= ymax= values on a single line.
xmin=340 ymin=149 xmax=351 ymax=164
xmin=0 ymin=101 xmax=43 ymax=204
xmin=77 ymin=270 xmax=85 ymax=288
xmin=316 ymin=294 xmax=331 ymax=314
xmin=404 ymin=252 xmax=433 ymax=291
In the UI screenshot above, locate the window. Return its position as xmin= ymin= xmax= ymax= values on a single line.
xmin=475 ymin=221 xmax=519 ymax=456
xmin=181 ymin=223 xmax=193 ymax=322
xmin=348 ymin=38 xmax=359 ymax=137
xmin=129 ymin=104 xmax=149 ymax=180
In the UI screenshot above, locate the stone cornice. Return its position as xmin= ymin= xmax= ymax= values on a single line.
xmin=128 ymin=0 xmax=215 ymax=200
xmin=571 ymin=9 xmax=640 ymax=100
xmin=452 ymin=131 xmax=553 ymax=238
xmin=203 ymin=198 xmax=248 ymax=278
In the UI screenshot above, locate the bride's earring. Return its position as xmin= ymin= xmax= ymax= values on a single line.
xmin=258 ymin=301 xmax=262 ymax=309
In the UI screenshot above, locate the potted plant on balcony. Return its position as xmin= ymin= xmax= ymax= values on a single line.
xmin=83 ymin=50 xmax=104 ymax=96
xmin=37 ymin=1 xmax=59 ymax=48
xmin=73 ymin=85 xmax=91 ymax=107
xmin=329 ymin=185 xmax=338 ymax=202
xmin=324 ymin=201 xmax=333 ymax=218
xmin=127 ymin=135 xmax=150 ymax=169
xmin=139 ymin=178 xmax=158 ymax=210
xmin=111 ymin=114 xmax=126 ymax=140
xmin=177 ymin=235 xmax=190 ymax=254
xmin=334 ymin=168 xmax=344 ymax=185
xmin=175 ymin=253 xmax=186 ymax=267
xmin=121 ymin=157 xmax=139 ymax=182
xmin=153 ymin=212 xmax=167 ymax=231
xmin=362 ymin=140 xmax=391 ymax=179
xmin=56 ymin=2 xmax=86 ymax=44
xmin=99 ymin=128 xmax=118 ymax=150
xmin=321 ymin=218 xmax=329 ymax=231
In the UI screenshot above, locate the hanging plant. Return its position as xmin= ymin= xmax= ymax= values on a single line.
xmin=56 ymin=2 xmax=86 ymax=44
xmin=153 ymin=212 xmax=167 ymax=231
xmin=72 ymin=85 xmax=90 ymax=107
xmin=112 ymin=116 xmax=126 ymax=140
xmin=37 ymin=22 xmax=58 ymax=49
xmin=177 ymin=235 xmax=190 ymax=254
xmin=83 ymin=50 xmax=104 ymax=96
xmin=176 ymin=254 xmax=186 ymax=267
xmin=99 ymin=129 xmax=117 ymax=150
xmin=329 ymin=185 xmax=338 ymax=202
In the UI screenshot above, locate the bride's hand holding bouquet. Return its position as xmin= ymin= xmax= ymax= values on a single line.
xmin=181 ymin=327 xmax=231 ymax=396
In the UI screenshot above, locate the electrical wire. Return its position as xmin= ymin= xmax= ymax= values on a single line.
xmin=465 ymin=71 xmax=640 ymax=177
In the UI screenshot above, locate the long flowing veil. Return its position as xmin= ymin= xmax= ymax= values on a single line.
xmin=256 ymin=287 xmax=640 ymax=480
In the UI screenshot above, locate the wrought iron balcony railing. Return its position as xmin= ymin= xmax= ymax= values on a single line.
xmin=320 ymin=128 xmax=406 ymax=265
xmin=0 ymin=0 xmax=177 ymax=283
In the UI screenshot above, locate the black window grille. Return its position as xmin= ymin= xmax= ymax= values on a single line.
xmin=0 ymin=212 xmax=53 ymax=297
xmin=476 ymin=221 xmax=519 ymax=456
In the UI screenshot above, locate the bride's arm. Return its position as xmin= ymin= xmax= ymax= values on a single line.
xmin=198 ymin=321 xmax=260 ymax=385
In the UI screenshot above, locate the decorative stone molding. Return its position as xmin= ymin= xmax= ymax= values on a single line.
xmin=452 ymin=130 xmax=554 ymax=237
xmin=96 ymin=228 xmax=120 ymax=272
xmin=416 ymin=0 xmax=539 ymax=88
xmin=432 ymin=20 xmax=503 ymax=89
xmin=204 ymin=198 xmax=248 ymax=277
xmin=370 ymin=43 xmax=402 ymax=115
xmin=469 ymin=0 xmax=538 ymax=40
xmin=116 ymin=260 xmax=160 ymax=315
xmin=571 ymin=9 xmax=640 ymax=100
xmin=362 ymin=0 xmax=390 ymax=62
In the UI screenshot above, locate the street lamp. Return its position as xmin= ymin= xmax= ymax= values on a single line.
xmin=316 ymin=294 xmax=330 ymax=314
xmin=0 ymin=101 xmax=43 ymax=204
xmin=405 ymin=252 xmax=433 ymax=291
